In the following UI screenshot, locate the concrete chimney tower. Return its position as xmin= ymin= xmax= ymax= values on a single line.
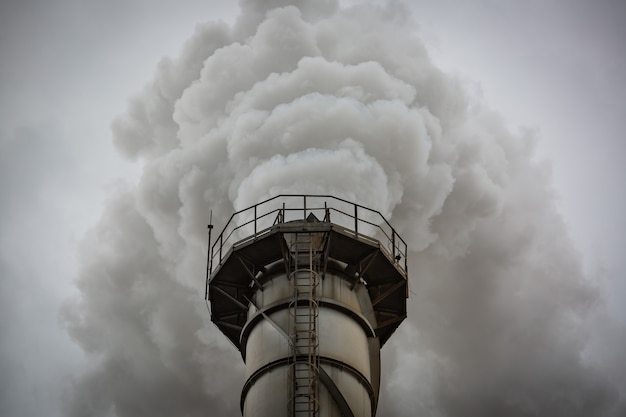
xmin=207 ymin=195 xmax=408 ymax=417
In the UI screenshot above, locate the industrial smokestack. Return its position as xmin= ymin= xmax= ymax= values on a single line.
xmin=208 ymin=195 xmax=407 ymax=416
xmin=63 ymin=2 xmax=625 ymax=416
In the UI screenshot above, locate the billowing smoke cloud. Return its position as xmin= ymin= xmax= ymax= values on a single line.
xmin=64 ymin=1 xmax=626 ymax=416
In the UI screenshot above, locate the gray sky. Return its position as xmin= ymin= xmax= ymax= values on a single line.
xmin=1 ymin=1 xmax=624 ymax=416
xmin=416 ymin=0 xmax=626 ymax=318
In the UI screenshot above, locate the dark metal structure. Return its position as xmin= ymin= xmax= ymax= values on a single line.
xmin=206 ymin=195 xmax=408 ymax=417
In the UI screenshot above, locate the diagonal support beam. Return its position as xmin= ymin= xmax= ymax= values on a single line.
xmin=373 ymin=306 xmax=404 ymax=315
xmin=212 ymin=285 xmax=248 ymax=311
xmin=349 ymin=249 xmax=378 ymax=289
xmin=214 ymin=320 xmax=243 ymax=332
xmin=212 ymin=280 xmax=249 ymax=289
xmin=359 ymin=249 xmax=379 ymax=277
xmin=371 ymin=280 xmax=406 ymax=306
xmin=234 ymin=252 xmax=264 ymax=291
xmin=244 ymin=296 xmax=290 ymax=342
xmin=321 ymin=231 xmax=331 ymax=280
xmin=375 ymin=315 xmax=406 ymax=331
xmin=319 ymin=367 xmax=356 ymax=417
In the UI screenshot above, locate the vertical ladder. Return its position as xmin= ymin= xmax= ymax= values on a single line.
xmin=288 ymin=232 xmax=321 ymax=417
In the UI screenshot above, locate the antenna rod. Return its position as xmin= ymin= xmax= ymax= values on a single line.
xmin=205 ymin=210 xmax=213 ymax=300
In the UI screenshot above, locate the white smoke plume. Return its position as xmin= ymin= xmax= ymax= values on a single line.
xmin=64 ymin=1 xmax=626 ymax=416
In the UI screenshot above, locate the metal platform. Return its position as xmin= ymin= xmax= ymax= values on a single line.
xmin=206 ymin=195 xmax=408 ymax=349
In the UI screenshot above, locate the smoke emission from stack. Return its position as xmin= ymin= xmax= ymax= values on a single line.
xmin=63 ymin=1 xmax=625 ymax=416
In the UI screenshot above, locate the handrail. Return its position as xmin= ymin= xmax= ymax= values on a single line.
xmin=206 ymin=195 xmax=407 ymax=295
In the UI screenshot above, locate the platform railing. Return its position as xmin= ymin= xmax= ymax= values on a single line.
xmin=207 ymin=194 xmax=408 ymax=281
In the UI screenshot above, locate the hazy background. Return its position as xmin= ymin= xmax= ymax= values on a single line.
xmin=1 ymin=1 xmax=624 ymax=416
